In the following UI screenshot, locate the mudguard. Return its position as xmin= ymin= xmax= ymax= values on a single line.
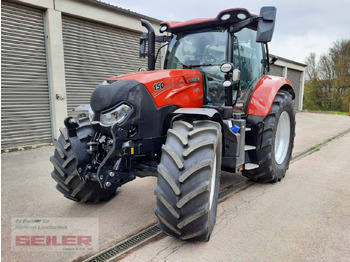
xmin=172 ymin=108 xmax=222 ymax=124
xmin=248 ymin=75 xmax=295 ymax=116
xmin=173 ymin=108 xmax=219 ymax=118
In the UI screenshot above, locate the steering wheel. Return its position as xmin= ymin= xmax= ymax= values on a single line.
xmin=204 ymin=54 xmax=217 ymax=63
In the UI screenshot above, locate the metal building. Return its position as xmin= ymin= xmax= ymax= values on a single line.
xmin=1 ymin=0 xmax=161 ymax=149
xmin=269 ymin=56 xmax=307 ymax=112
xmin=2 ymin=2 xmax=52 ymax=148
xmin=1 ymin=0 xmax=306 ymax=150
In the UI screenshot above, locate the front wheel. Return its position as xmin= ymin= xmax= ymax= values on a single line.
xmin=155 ymin=119 xmax=222 ymax=241
xmin=50 ymin=117 xmax=116 ymax=203
xmin=243 ymin=90 xmax=296 ymax=183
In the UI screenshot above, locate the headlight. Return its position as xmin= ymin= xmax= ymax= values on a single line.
xmin=220 ymin=62 xmax=233 ymax=73
xmin=100 ymin=104 xmax=132 ymax=126
xmin=88 ymin=106 xmax=94 ymax=122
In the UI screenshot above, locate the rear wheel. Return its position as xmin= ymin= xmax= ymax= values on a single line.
xmin=50 ymin=117 xmax=116 ymax=203
xmin=155 ymin=119 xmax=222 ymax=241
xmin=243 ymin=90 xmax=295 ymax=182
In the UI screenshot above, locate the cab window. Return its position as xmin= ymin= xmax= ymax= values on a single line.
xmin=233 ymin=28 xmax=265 ymax=102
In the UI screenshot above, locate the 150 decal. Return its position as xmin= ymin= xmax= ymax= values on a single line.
xmin=153 ymin=81 xmax=165 ymax=91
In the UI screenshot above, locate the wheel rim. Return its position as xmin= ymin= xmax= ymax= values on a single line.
xmin=209 ymin=153 xmax=217 ymax=211
xmin=274 ymin=111 xmax=291 ymax=165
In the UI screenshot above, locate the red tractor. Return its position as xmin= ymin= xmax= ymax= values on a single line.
xmin=50 ymin=6 xmax=295 ymax=241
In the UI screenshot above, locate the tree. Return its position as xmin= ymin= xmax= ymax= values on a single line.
xmin=303 ymin=39 xmax=350 ymax=112
xmin=303 ymin=53 xmax=321 ymax=110
xmin=305 ymin=52 xmax=318 ymax=80
xmin=330 ymin=40 xmax=350 ymax=111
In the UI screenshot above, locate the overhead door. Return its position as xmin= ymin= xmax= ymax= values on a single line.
xmin=269 ymin=65 xmax=302 ymax=111
xmin=269 ymin=64 xmax=284 ymax=77
xmin=1 ymin=1 xmax=52 ymax=149
xmin=287 ymin=68 xmax=302 ymax=111
xmin=62 ymin=15 xmax=161 ymax=114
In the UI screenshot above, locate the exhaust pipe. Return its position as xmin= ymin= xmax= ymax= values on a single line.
xmin=140 ymin=19 xmax=156 ymax=70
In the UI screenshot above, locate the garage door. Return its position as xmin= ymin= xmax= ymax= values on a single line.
xmin=269 ymin=65 xmax=302 ymax=111
xmin=62 ymin=15 xmax=161 ymax=114
xmin=269 ymin=64 xmax=284 ymax=77
xmin=1 ymin=1 xmax=52 ymax=149
xmin=287 ymin=68 xmax=302 ymax=111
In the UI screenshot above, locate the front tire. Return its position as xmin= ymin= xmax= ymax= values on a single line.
xmin=50 ymin=117 xmax=116 ymax=203
xmin=243 ymin=90 xmax=295 ymax=183
xmin=155 ymin=120 xmax=222 ymax=241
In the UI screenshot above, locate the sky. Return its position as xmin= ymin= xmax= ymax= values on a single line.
xmin=100 ymin=0 xmax=350 ymax=64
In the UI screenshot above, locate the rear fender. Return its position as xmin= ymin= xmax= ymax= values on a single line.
xmin=248 ymin=75 xmax=295 ymax=116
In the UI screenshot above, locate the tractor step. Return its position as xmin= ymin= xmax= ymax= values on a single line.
xmin=244 ymin=163 xmax=259 ymax=170
xmin=244 ymin=145 xmax=256 ymax=151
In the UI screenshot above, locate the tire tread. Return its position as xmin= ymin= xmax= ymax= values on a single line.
xmin=155 ymin=119 xmax=222 ymax=241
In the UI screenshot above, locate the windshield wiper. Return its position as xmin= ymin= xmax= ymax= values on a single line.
xmin=184 ymin=63 xmax=218 ymax=68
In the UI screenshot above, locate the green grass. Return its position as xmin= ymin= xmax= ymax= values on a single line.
xmin=323 ymin=110 xmax=349 ymax=115
xmin=305 ymin=110 xmax=349 ymax=115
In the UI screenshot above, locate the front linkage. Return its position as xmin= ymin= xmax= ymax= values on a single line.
xmin=64 ymin=116 xmax=165 ymax=191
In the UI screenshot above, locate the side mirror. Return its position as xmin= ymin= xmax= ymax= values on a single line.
xmin=139 ymin=32 xmax=147 ymax=58
xmin=256 ymin=6 xmax=276 ymax=43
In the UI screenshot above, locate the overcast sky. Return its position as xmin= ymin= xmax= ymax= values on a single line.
xmin=101 ymin=0 xmax=350 ymax=64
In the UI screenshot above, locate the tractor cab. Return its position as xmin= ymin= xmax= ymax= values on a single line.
xmin=140 ymin=7 xmax=276 ymax=112
xmin=164 ymin=27 xmax=265 ymax=109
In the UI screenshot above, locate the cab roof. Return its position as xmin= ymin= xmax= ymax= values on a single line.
xmin=160 ymin=8 xmax=258 ymax=34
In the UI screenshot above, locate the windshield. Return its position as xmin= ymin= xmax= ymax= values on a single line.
xmin=165 ymin=30 xmax=228 ymax=105
xmin=165 ymin=30 xmax=228 ymax=69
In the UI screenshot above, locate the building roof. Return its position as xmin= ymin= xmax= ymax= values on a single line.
xmin=84 ymin=0 xmax=161 ymax=23
xmin=270 ymin=54 xmax=307 ymax=68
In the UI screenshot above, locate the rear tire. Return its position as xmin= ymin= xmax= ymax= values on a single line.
xmin=50 ymin=117 xmax=116 ymax=203
xmin=155 ymin=119 xmax=222 ymax=241
xmin=243 ymin=90 xmax=295 ymax=183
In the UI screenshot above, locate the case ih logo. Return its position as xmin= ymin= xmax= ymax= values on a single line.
xmin=15 ymin=235 xmax=92 ymax=246
xmin=11 ymin=218 xmax=98 ymax=252
xmin=188 ymin=77 xmax=200 ymax=83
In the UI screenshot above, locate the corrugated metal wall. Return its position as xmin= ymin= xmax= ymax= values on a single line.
xmin=1 ymin=1 xmax=52 ymax=149
xmin=269 ymin=64 xmax=284 ymax=77
xmin=270 ymin=64 xmax=302 ymax=111
xmin=62 ymin=15 xmax=161 ymax=114
xmin=287 ymin=68 xmax=302 ymax=111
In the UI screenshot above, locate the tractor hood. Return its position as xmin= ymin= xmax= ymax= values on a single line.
xmin=90 ymin=79 xmax=141 ymax=112
xmin=101 ymin=69 xmax=205 ymax=109
xmin=89 ymin=69 xmax=205 ymax=139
